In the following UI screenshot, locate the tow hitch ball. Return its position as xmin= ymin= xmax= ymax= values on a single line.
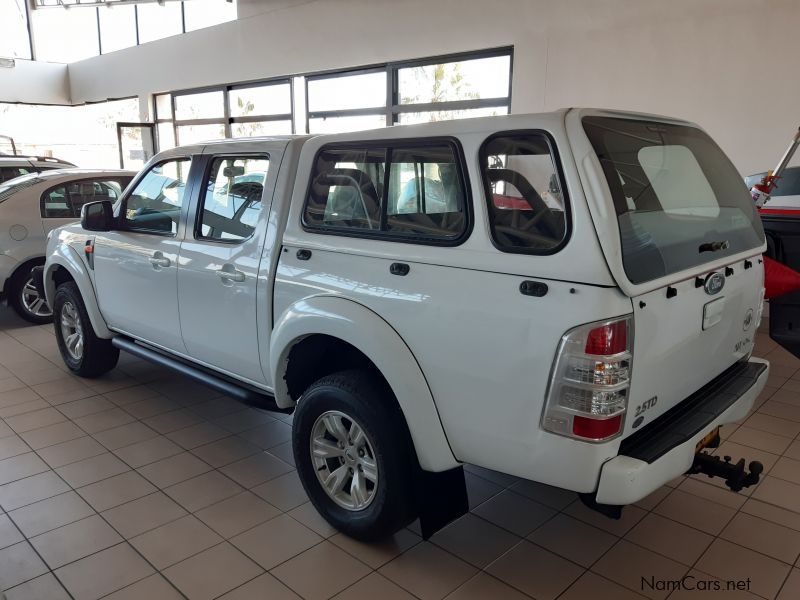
xmin=688 ymin=452 xmax=764 ymax=492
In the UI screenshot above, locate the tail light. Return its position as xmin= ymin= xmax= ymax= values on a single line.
xmin=541 ymin=316 xmax=632 ymax=442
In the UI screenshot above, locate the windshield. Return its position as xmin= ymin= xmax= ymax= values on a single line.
xmin=0 ymin=174 xmax=44 ymax=203
xmin=583 ymin=117 xmax=764 ymax=284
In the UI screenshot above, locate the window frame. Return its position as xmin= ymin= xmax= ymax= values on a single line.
xmin=302 ymin=136 xmax=473 ymax=247
xmin=478 ymin=129 xmax=572 ymax=256
xmin=39 ymin=176 xmax=132 ymax=219
xmin=119 ymin=156 xmax=193 ymax=236
xmin=193 ymin=152 xmax=270 ymax=245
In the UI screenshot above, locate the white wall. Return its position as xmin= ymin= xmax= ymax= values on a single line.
xmin=0 ymin=60 xmax=69 ymax=105
xmin=38 ymin=0 xmax=800 ymax=174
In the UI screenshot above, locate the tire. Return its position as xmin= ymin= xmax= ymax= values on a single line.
xmin=292 ymin=369 xmax=418 ymax=541
xmin=8 ymin=262 xmax=53 ymax=325
xmin=53 ymin=282 xmax=119 ymax=378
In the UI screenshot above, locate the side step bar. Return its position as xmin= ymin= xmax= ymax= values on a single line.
xmin=111 ymin=336 xmax=292 ymax=414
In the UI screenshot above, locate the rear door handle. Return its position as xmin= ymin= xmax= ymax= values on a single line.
xmin=219 ymin=266 xmax=245 ymax=283
xmin=149 ymin=252 xmax=170 ymax=268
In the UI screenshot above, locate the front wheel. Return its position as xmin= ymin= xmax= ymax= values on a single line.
xmin=8 ymin=264 xmax=52 ymax=324
xmin=53 ymin=282 xmax=119 ymax=377
xmin=292 ymin=369 xmax=418 ymax=541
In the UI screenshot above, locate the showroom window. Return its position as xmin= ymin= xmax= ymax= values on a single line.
xmin=0 ymin=0 xmax=32 ymax=60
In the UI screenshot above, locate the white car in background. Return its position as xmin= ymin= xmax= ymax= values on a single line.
xmin=0 ymin=154 xmax=76 ymax=184
xmin=1 ymin=169 xmax=134 ymax=323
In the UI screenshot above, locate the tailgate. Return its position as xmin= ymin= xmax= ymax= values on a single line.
xmin=624 ymin=256 xmax=764 ymax=436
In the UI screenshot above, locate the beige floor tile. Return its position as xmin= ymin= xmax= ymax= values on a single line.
xmin=0 ymin=470 xmax=71 ymax=511
xmin=564 ymin=498 xmax=647 ymax=536
xmin=30 ymin=376 xmax=89 ymax=399
xmin=557 ymin=571 xmax=647 ymax=600
xmin=625 ymin=513 xmax=713 ymax=566
xmin=164 ymin=470 xmax=243 ymax=512
xmin=471 ymin=488 xmax=556 ymax=536
xmin=741 ymin=497 xmax=800 ymax=532
xmin=55 ymin=542 xmax=155 ymax=600
xmin=93 ymin=421 xmax=159 ymax=451
xmin=238 ymin=420 xmax=292 ymax=449
xmin=0 ymin=420 xmax=14 ymax=439
xmin=143 ymin=408 xmax=205 ymax=434
xmin=195 ymin=491 xmax=280 ymax=538
xmin=0 ymin=435 xmax=29 ymax=461
xmin=167 ymin=422 xmax=230 ymax=450
xmin=46 ymin=387 xmax=99 ymax=407
xmin=463 ymin=471 xmax=503 ymax=509
xmin=123 ymin=395 xmax=181 ymax=420
xmin=330 ymin=528 xmax=420 ymax=570
xmin=729 ymin=425 xmax=793 ymax=454
xmin=0 ymin=452 xmax=49 ymax=485
xmin=77 ymin=470 xmax=157 ymax=512
xmin=592 ymin=540 xmax=688 ymax=600
xmin=0 ymin=376 xmax=26 ymax=394
xmin=57 ymin=396 xmax=115 ymax=420
xmin=102 ymin=384 xmax=161 ymax=406
xmin=773 ymin=387 xmax=800 ymax=407
xmin=335 ymin=573 xmax=415 ymax=599
xmin=267 ymin=440 xmax=295 ymax=467
xmin=759 ymin=400 xmax=800 ymax=424
xmin=5 ymin=407 xmax=66 ymax=433
xmin=678 ymin=477 xmax=748 ymax=509
xmin=0 ymin=398 xmax=50 ymax=419
xmin=273 ymin=540 xmax=371 ymax=600
xmin=213 ymin=408 xmax=276 ymax=434
xmin=744 ymin=411 xmax=800 ymax=438
xmin=219 ymin=451 xmax=294 ymax=488
xmin=381 ymin=541 xmax=477 ymax=600
xmin=55 ymin=452 xmax=129 ymax=488
xmin=288 ymin=501 xmax=339 ymax=537
xmin=30 ymin=514 xmax=122 ymax=569
xmin=0 ymin=541 xmax=49 ymax=590
xmin=8 ymin=491 xmax=94 ymax=537
xmin=19 ymin=420 xmax=84 ymax=450
xmin=131 ymin=514 xmax=223 ymax=569
xmin=444 ymin=572 xmax=529 ymax=599
xmin=251 ymin=471 xmax=308 ymax=511
xmin=528 ymin=512 xmax=617 ymax=567
xmin=102 ymin=574 xmax=185 ymax=600
xmin=191 ymin=436 xmax=260 ymax=468
xmin=721 ymin=512 xmax=800 ymax=564
xmin=771 ymin=456 xmax=800 ymax=486
xmin=654 ymin=489 xmax=736 ymax=535
xmin=163 ymin=542 xmax=263 ymax=600
xmin=0 ymin=388 xmax=40 ymax=410
xmin=0 ymin=513 xmax=24 ymax=549
xmin=752 ymin=476 xmax=800 ymax=512
xmin=113 ymin=435 xmax=183 ymax=468
xmin=190 ymin=397 xmax=243 ymax=420
xmin=430 ymin=513 xmax=520 ymax=568
xmin=137 ymin=451 xmax=212 ymax=488
xmin=778 ymin=568 xmax=800 ymax=600
xmin=218 ymin=572 xmax=301 ymax=600
xmin=786 ymin=440 xmax=800 ymax=461
xmin=633 ymin=485 xmax=672 ymax=511
xmin=696 ymin=538 xmax=791 ymax=599
xmin=36 ymin=435 xmax=107 ymax=469
xmin=101 ymin=491 xmax=187 ymax=539
xmin=232 ymin=513 xmax=321 ymax=569
xmin=74 ymin=408 xmax=136 ymax=435
xmin=3 ymin=572 xmax=71 ymax=600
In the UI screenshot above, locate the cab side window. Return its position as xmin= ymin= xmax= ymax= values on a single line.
xmin=196 ymin=156 xmax=269 ymax=242
xmin=123 ymin=158 xmax=191 ymax=234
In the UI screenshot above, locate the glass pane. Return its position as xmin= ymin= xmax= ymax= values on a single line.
xmin=184 ymin=0 xmax=236 ymax=32
xmin=33 ymin=7 xmax=100 ymax=63
xmin=67 ymin=178 xmax=130 ymax=216
xmin=155 ymin=94 xmax=173 ymax=120
xmin=136 ymin=2 xmax=182 ymax=45
xmin=229 ymin=84 xmax=291 ymax=118
xmin=42 ymin=186 xmax=71 ymax=218
xmin=398 ymin=55 xmax=511 ymax=104
xmin=293 ymin=76 xmax=307 ymax=134
xmin=198 ymin=156 xmax=269 ymax=241
xmin=232 ymin=120 xmax=292 ymax=138
xmin=176 ymin=123 xmax=225 ymax=146
xmin=0 ymin=0 xmax=31 ymax=60
xmin=307 ymin=71 xmax=386 ymax=112
xmin=398 ymin=105 xmax=508 ymax=125
xmin=308 ymin=114 xmax=386 ymax=134
xmin=119 ymin=126 xmax=155 ymax=171
xmin=174 ymin=91 xmax=225 ymax=120
xmin=125 ymin=158 xmax=191 ymax=234
xmin=157 ymin=122 xmax=176 ymax=151
xmin=99 ymin=4 xmax=136 ymax=54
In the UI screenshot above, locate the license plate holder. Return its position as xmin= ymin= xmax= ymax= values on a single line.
xmin=696 ymin=426 xmax=721 ymax=453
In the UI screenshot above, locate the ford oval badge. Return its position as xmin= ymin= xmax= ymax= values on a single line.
xmin=704 ymin=272 xmax=725 ymax=296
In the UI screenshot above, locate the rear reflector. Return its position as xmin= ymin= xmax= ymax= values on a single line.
xmin=585 ymin=321 xmax=627 ymax=355
xmin=572 ymin=414 xmax=622 ymax=440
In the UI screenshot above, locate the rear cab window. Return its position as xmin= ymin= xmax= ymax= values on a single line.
xmin=583 ymin=116 xmax=765 ymax=284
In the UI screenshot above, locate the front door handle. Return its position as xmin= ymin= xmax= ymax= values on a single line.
xmin=149 ymin=252 xmax=171 ymax=269
xmin=219 ymin=266 xmax=245 ymax=283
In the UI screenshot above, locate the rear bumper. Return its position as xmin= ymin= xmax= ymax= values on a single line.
xmin=595 ymin=358 xmax=769 ymax=505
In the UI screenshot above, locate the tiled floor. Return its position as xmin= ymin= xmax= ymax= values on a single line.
xmin=0 ymin=305 xmax=798 ymax=600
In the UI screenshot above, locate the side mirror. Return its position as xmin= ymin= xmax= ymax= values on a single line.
xmin=81 ymin=200 xmax=114 ymax=232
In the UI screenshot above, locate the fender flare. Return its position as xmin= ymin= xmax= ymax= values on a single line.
xmin=44 ymin=245 xmax=112 ymax=339
xmin=270 ymin=296 xmax=459 ymax=472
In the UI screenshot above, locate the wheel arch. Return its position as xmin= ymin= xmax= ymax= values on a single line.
xmin=44 ymin=245 xmax=112 ymax=338
xmin=270 ymin=296 xmax=459 ymax=472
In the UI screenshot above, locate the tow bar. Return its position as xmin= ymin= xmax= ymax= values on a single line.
xmin=688 ymin=452 xmax=764 ymax=492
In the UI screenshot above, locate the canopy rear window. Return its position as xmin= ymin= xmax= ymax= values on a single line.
xmin=583 ymin=117 xmax=765 ymax=284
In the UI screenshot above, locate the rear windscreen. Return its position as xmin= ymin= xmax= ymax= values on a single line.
xmin=583 ymin=117 xmax=765 ymax=284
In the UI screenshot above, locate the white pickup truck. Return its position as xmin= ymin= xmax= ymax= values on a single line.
xmin=40 ymin=108 xmax=769 ymax=540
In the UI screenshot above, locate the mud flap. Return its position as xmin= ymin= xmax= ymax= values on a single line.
xmin=416 ymin=466 xmax=468 ymax=540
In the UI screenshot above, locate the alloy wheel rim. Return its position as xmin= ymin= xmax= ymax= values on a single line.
xmin=60 ymin=301 xmax=84 ymax=360
xmin=21 ymin=277 xmax=52 ymax=318
xmin=310 ymin=410 xmax=378 ymax=511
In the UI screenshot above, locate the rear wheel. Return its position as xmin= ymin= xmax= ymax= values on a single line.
xmin=53 ymin=282 xmax=119 ymax=377
xmin=292 ymin=369 xmax=417 ymax=541
xmin=8 ymin=263 xmax=52 ymax=324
